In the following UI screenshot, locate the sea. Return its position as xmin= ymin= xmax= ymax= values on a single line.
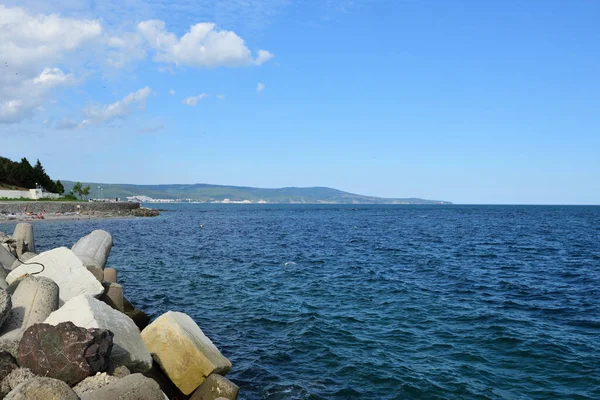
xmin=1 ymin=204 xmax=599 ymax=399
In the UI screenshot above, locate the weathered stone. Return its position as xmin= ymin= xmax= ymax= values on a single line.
xmin=190 ymin=374 xmax=239 ymax=400
xmin=103 ymin=268 xmax=117 ymax=283
xmin=108 ymin=364 xmax=130 ymax=378
xmin=0 ymin=368 xmax=36 ymax=398
xmin=100 ymin=282 xmax=124 ymax=312
xmin=72 ymin=230 xmax=113 ymax=271
xmin=0 ymin=246 xmax=16 ymax=272
xmin=5 ymin=377 xmax=78 ymax=400
xmin=73 ymin=372 xmax=119 ymax=396
xmin=0 ymin=276 xmax=59 ymax=358
xmin=141 ymin=311 xmax=232 ymax=395
xmin=17 ymin=321 xmax=113 ymax=386
xmin=0 ymin=290 xmax=11 ymax=329
xmin=79 ymin=373 xmax=164 ymax=400
xmin=9 ymin=252 xmax=36 ymax=272
xmin=44 ymin=295 xmax=152 ymax=372
xmin=6 ymin=247 xmax=104 ymax=305
xmin=0 ymin=352 xmax=17 ymax=381
xmin=12 ymin=224 xmax=35 ymax=255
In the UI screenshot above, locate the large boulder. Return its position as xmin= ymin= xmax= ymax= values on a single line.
xmin=72 ymin=230 xmax=113 ymax=271
xmin=5 ymin=377 xmax=78 ymax=400
xmin=0 ymin=368 xmax=36 ymax=398
xmin=0 ymin=290 xmax=11 ymax=329
xmin=73 ymin=373 xmax=119 ymax=397
xmin=141 ymin=311 xmax=232 ymax=395
xmin=17 ymin=321 xmax=113 ymax=386
xmin=79 ymin=373 xmax=164 ymax=400
xmin=6 ymin=248 xmax=104 ymax=305
xmin=190 ymin=374 xmax=239 ymax=400
xmin=0 ymin=276 xmax=59 ymax=358
xmin=12 ymin=224 xmax=35 ymax=256
xmin=44 ymin=295 xmax=152 ymax=372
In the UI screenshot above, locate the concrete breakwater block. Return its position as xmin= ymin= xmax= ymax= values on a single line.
xmin=190 ymin=373 xmax=239 ymax=400
xmin=141 ymin=311 xmax=232 ymax=395
xmin=5 ymin=377 xmax=79 ymax=400
xmin=0 ymin=291 xmax=11 ymax=331
xmin=79 ymin=373 xmax=164 ymax=400
xmin=0 ymin=276 xmax=59 ymax=357
xmin=12 ymin=224 xmax=35 ymax=256
xmin=0 ymin=246 xmax=16 ymax=271
xmin=103 ymin=268 xmax=117 ymax=283
xmin=44 ymin=295 xmax=153 ymax=373
xmin=72 ymin=230 xmax=113 ymax=271
xmin=6 ymin=248 xmax=104 ymax=305
xmin=100 ymin=282 xmax=124 ymax=312
xmin=9 ymin=252 xmax=36 ymax=272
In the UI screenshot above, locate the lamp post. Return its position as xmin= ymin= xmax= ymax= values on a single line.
xmin=100 ymin=187 xmax=103 ymax=201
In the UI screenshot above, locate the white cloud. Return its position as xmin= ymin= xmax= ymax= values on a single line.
xmin=138 ymin=20 xmax=273 ymax=68
xmin=83 ymin=87 xmax=153 ymax=123
xmin=256 ymin=82 xmax=265 ymax=93
xmin=216 ymin=94 xmax=225 ymax=100
xmin=169 ymin=89 xmax=176 ymax=95
xmin=182 ymin=93 xmax=208 ymax=106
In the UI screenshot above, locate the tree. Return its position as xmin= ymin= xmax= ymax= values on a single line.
xmin=55 ymin=180 xmax=65 ymax=195
xmin=72 ymin=182 xmax=91 ymax=200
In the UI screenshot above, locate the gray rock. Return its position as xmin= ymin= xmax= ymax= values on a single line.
xmin=0 ymin=368 xmax=36 ymax=398
xmin=189 ymin=374 xmax=239 ymax=400
xmin=0 ymin=352 xmax=17 ymax=382
xmin=0 ymin=277 xmax=59 ymax=358
xmin=5 ymin=377 xmax=78 ymax=400
xmin=73 ymin=373 xmax=119 ymax=396
xmin=79 ymin=373 xmax=163 ymax=400
xmin=72 ymin=230 xmax=113 ymax=271
xmin=0 ymin=247 xmax=15 ymax=272
xmin=12 ymin=224 xmax=35 ymax=256
xmin=100 ymin=283 xmax=123 ymax=312
xmin=0 ymin=290 xmax=11 ymax=329
xmin=107 ymin=364 xmax=130 ymax=379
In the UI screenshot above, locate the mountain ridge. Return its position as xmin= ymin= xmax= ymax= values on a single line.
xmin=61 ymin=181 xmax=452 ymax=204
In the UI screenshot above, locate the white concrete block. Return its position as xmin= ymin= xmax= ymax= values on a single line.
xmin=44 ymin=295 xmax=153 ymax=372
xmin=72 ymin=230 xmax=113 ymax=270
xmin=6 ymin=248 xmax=104 ymax=305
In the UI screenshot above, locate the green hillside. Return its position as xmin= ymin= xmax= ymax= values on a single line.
xmin=61 ymin=181 xmax=451 ymax=204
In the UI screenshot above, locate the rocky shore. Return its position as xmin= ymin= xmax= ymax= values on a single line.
xmin=0 ymin=224 xmax=237 ymax=399
xmin=0 ymin=202 xmax=159 ymax=222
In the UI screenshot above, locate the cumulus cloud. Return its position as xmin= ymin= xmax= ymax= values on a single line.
xmin=84 ymin=87 xmax=153 ymax=123
xmin=182 ymin=93 xmax=209 ymax=106
xmin=138 ymin=20 xmax=273 ymax=68
xmin=256 ymin=82 xmax=265 ymax=93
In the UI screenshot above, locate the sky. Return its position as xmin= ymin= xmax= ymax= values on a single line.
xmin=0 ymin=0 xmax=599 ymax=204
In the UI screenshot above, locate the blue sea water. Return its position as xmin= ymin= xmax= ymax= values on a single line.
xmin=2 ymin=204 xmax=600 ymax=399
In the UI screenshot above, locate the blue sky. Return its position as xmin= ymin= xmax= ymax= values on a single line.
xmin=0 ymin=0 xmax=599 ymax=204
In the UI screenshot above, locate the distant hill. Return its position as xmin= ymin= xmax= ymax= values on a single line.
xmin=61 ymin=181 xmax=451 ymax=204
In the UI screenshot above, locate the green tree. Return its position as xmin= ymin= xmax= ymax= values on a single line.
xmin=72 ymin=182 xmax=91 ymax=200
xmin=55 ymin=180 xmax=65 ymax=195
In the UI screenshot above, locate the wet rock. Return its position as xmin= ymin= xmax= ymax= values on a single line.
xmin=0 ymin=368 xmax=36 ymax=398
xmin=17 ymin=321 xmax=113 ymax=386
xmin=141 ymin=311 xmax=231 ymax=395
xmin=5 ymin=377 xmax=78 ymax=400
xmin=73 ymin=373 xmax=119 ymax=396
xmin=79 ymin=373 xmax=164 ymax=400
xmin=6 ymin=248 xmax=104 ymax=305
xmin=72 ymin=230 xmax=113 ymax=271
xmin=0 ymin=277 xmax=59 ymax=358
xmin=44 ymin=295 xmax=152 ymax=372
xmin=190 ymin=374 xmax=239 ymax=400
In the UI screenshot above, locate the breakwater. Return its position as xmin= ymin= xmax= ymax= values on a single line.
xmin=0 ymin=224 xmax=237 ymax=399
xmin=0 ymin=202 xmax=140 ymax=214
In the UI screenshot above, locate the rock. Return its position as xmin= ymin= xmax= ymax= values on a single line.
xmin=141 ymin=311 xmax=232 ymax=395
xmin=44 ymin=295 xmax=152 ymax=373
xmin=12 ymin=224 xmax=35 ymax=255
xmin=5 ymin=377 xmax=78 ymax=400
xmin=9 ymin=252 xmax=36 ymax=272
xmin=0 ymin=368 xmax=36 ymax=398
xmin=107 ymin=364 xmax=130 ymax=378
xmin=190 ymin=374 xmax=239 ymax=400
xmin=72 ymin=230 xmax=113 ymax=271
xmin=0 ymin=352 xmax=17 ymax=381
xmin=73 ymin=373 xmax=119 ymax=396
xmin=123 ymin=297 xmax=150 ymax=331
xmin=0 ymin=277 xmax=59 ymax=358
xmin=100 ymin=282 xmax=124 ymax=312
xmin=6 ymin=248 xmax=104 ymax=305
xmin=0 ymin=246 xmax=16 ymax=272
xmin=103 ymin=268 xmax=117 ymax=284
xmin=0 ymin=290 xmax=11 ymax=328
xmin=79 ymin=373 xmax=164 ymax=400
xmin=143 ymin=360 xmax=187 ymax=400
xmin=17 ymin=321 xmax=113 ymax=386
